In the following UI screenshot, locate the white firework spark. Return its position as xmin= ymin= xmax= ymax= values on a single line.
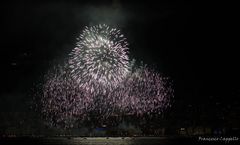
xmin=69 ymin=24 xmax=130 ymax=92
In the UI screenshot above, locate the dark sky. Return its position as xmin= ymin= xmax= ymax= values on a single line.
xmin=0 ymin=0 xmax=239 ymax=119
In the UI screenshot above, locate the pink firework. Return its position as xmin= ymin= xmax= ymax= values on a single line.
xmin=106 ymin=65 xmax=174 ymax=117
xmin=41 ymin=65 xmax=94 ymax=128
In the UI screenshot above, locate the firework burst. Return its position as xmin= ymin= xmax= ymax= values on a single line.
xmin=69 ymin=24 xmax=130 ymax=92
xmin=37 ymin=24 xmax=174 ymax=128
xmin=102 ymin=65 xmax=174 ymax=117
xmin=121 ymin=66 xmax=173 ymax=115
xmin=40 ymin=65 xmax=94 ymax=128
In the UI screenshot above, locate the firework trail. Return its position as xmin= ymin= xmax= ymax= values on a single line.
xmin=68 ymin=24 xmax=131 ymax=92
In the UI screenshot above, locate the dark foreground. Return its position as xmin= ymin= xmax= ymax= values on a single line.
xmin=0 ymin=137 xmax=239 ymax=145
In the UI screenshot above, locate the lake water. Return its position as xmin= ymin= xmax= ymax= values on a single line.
xmin=0 ymin=137 xmax=238 ymax=145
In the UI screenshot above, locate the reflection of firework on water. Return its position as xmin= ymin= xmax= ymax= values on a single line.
xmin=69 ymin=24 xmax=130 ymax=92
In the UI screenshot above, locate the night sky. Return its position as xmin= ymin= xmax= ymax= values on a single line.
xmin=1 ymin=0 xmax=239 ymax=131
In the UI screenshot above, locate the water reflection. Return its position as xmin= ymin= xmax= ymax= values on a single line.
xmin=0 ymin=137 xmax=181 ymax=145
xmin=67 ymin=137 xmax=134 ymax=145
